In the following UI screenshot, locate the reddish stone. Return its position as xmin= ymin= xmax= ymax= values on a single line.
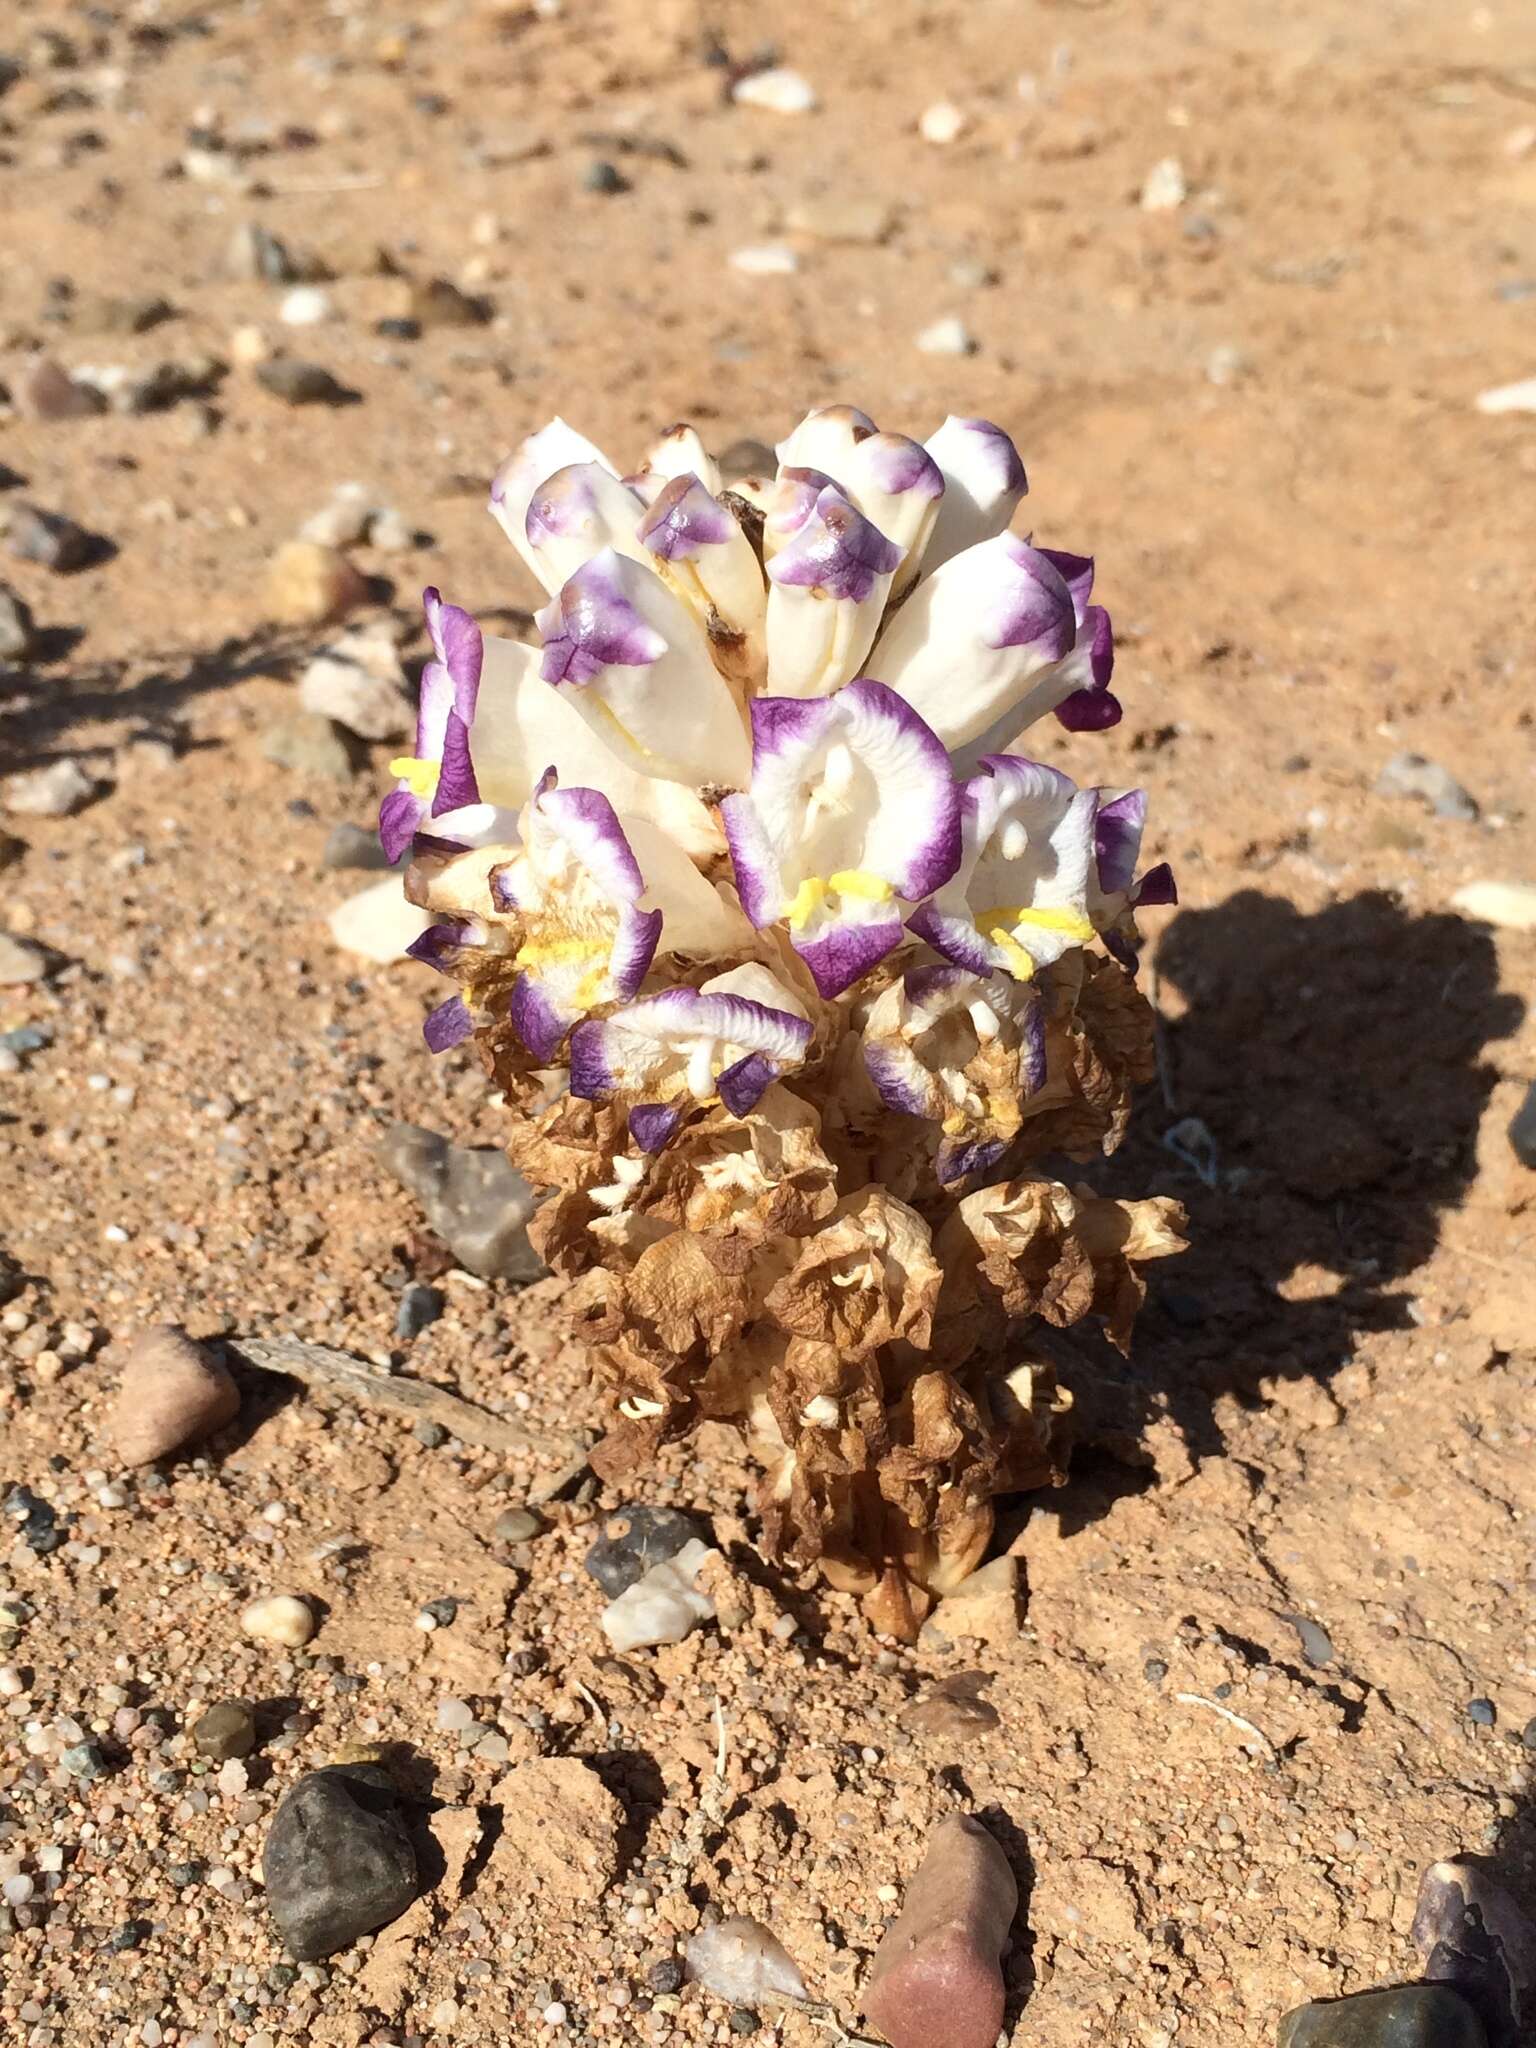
xmin=863 ymin=1815 xmax=1018 ymax=2048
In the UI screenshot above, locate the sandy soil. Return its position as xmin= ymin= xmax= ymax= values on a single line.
xmin=2 ymin=1 xmax=1536 ymax=2044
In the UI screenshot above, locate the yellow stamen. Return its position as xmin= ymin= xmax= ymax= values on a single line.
xmin=783 ymin=869 xmax=895 ymax=930
xmin=975 ymin=904 xmax=1096 ymax=942
xmin=987 ymin=927 xmax=1038 ymax=980
xmin=514 ymin=935 xmax=609 ymax=969
xmin=941 ymin=1111 xmax=969 ymax=1136
xmin=389 ymin=756 xmax=439 ymax=799
xmin=827 ymin=869 xmax=896 ymax=904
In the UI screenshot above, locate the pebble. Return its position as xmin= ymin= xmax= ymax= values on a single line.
xmin=863 ymin=1815 xmax=1018 ymax=2048
xmin=1277 ymin=1985 xmax=1490 ymax=2047
xmin=1474 ymin=376 xmax=1536 ymax=416
xmin=68 ymin=290 xmax=175 ymax=335
xmin=280 ymin=287 xmax=334 ymax=326
xmin=2 ymin=501 xmax=97 ymax=573
xmin=327 ymin=878 xmax=431 ymax=963
xmin=61 ymin=1741 xmax=107 ymax=1780
xmin=729 ymin=245 xmax=800 ymax=276
xmin=396 ymin=1283 xmax=443 ymax=1339
xmin=193 ymin=1700 xmax=257 ymax=1761
xmin=226 ymin=222 xmax=307 ymax=283
xmin=1413 ymin=1858 xmax=1536 ymax=2048
xmin=785 ymin=197 xmax=894 ymax=244
xmin=262 ymin=714 xmax=358 ymax=781
xmin=1509 ymin=1081 xmax=1536 ymax=1170
xmin=921 ymin=1556 xmax=1020 ymax=1648
xmin=262 ymin=1765 xmax=419 ymax=1960
xmin=585 ymin=1504 xmax=711 ymax=1598
xmin=584 ymin=158 xmax=630 ymax=194
xmin=107 ymin=1324 xmax=242 ymax=1467
xmin=1140 ymin=156 xmax=1188 ymax=210
xmin=494 ymin=1506 xmax=543 ymax=1544
xmin=919 ymin=101 xmax=967 ymax=144
xmin=1450 ymin=880 xmax=1536 ymax=931
xmin=0 ymin=934 xmax=49 ymax=985
xmin=16 ymin=356 xmax=107 ymax=421
xmin=1466 ymin=1696 xmax=1497 ymax=1727
xmin=914 ymin=315 xmax=974 ymax=356
xmin=255 ymin=360 xmax=354 ymax=407
xmin=397 ymin=276 xmax=490 ymax=330
xmin=599 ymin=1537 xmax=719 ymax=1651
xmin=686 ymin=1917 xmax=807 ymax=2006
xmin=368 ymin=507 xmax=415 ymax=552
xmin=1376 ymin=750 xmax=1479 ymax=821
xmin=379 ymin=1122 xmax=545 ymax=1280
xmin=300 ymin=483 xmax=374 ymax=550
xmin=241 ymin=1594 xmax=316 ymax=1649
xmin=298 ymin=626 xmax=411 ymax=741
xmin=732 ymin=67 xmax=817 ymax=114
xmin=323 ymin=821 xmax=394 ymax=870
xmin=263 ymin=540 xmax=369 ymax=627
xmin=898 ymin=1688 xmax=1001 ymax=1741
xmin=1280 ymin=1612 xmax=1335 ymax=1668
xmin=4 ymin=758 xmax=98 ymax=817
xmin=0 ymin=584 xmax=37 ymax=661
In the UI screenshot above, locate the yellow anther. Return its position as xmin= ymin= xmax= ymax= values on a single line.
xmin=388 ymin=756 xmax=439 ymax=799
xmin=827 ymin=869 xmax=895 ymax=904
xmin=987 ymin=927 xmax=1037 ymax=980
xmin=975 ymin=904 xmax=1095 ymax=942
xmin=784 ymin=870 xmax=894 ymax=930
xmin=784 ymin=876 xmax=829 ymax=930
xmin=514 ymin=936 xmax=609 ymax=969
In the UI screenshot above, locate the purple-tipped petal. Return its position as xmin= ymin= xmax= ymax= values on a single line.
xmin=766 ymin=486 xmax=903 ymax=602
xmin=1134 ymin=861 xmax=1177 ymax=907
xmin=538 ymin=781 xmax=646 ymax=902
xmin=907 ymin=899 xmax=995 ymax=974
xmin=610 ymin=904 xmax=664 ymax=1001
xmin=568 ymin=1018 xmax=615 ymax=1099
xmin=1094 ymin=789 xmax=1149 ymax=897
xmin=1035 ymin=548 xmax=1094 ymax=623
xmin=378 ymin=787 xmax=424 ymax=865
xmin=716 ymin=1051 xmax=778 ymax=1116
xmin=935 ymin=1134 xmax=1008 ymax=1186
xmin=509 ymin=975 xmax=569 ymax=1061
xmin=423 ymin=995 xmax=473 ymax=1053
xmin=840 ymin=680 xmax=962 ymax=903
xmin=861 ymin=433 xmax=945 ymax=501
xmin=637 ymin=473 xmax=735 ymax=561
xmin=974 ymin=539 xmax=1077 ymax=657
xmin=629 ymin=1102 xmax=683 ymax=1152
xmin=538 ymin=554 xmax=668 ymax=685
xmin=406 ymin=919 xmax=485 ymax=975
xmin=794 ymin=904 xmax=907 ymax=999
xmin=862 ymin=1040 xmax=932 ymax=1117
xmin=1054 ymin=686 xmax=1122 ymax=733
xmin=719 ymin=791 xmax=783 ymax=929
xmin=432 ymin=710 xmax=479 ymax=816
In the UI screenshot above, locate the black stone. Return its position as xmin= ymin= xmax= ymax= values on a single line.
xmin=729 ymin=2011 xmax=760 ymax=2035
xmin=648 ymin=1958 xmax=684 ymax=1994
xmin=583 ymin=159 xmax=630 ymax=194
xmin=262 ymin=1765 xmax=419 ymax=1960
xmin=254 ymin=360 xmax=355 ymax=408
xmin=1509 ymin=1081 xmax=1536 ymax=1171
xmin=584 ymin=1504 xmax=710 ymax=1598
xmin=420 ymin=1596 xmax=458 ymax=1628
xmin=1278 ymin=1985 xmax=1488 ymax=2048
xmin=375 ymin=317 xmax=421 ymax=341
xmin=412 ymin=1419 xmax=448 ymax=1450
xmin=1466 ymin=1697 xmax=1497 ymax=1728
xmin=107 ymin=1919 xmax=147 ymax=1951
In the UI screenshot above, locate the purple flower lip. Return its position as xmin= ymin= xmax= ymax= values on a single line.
xmin=629 ymin=1102 xmax=682 ymax=1153
xmin=952 ymin=417 xmax=1027 ymax=496
xmin=637 ymin=473 xmax=735 ymax=561
xmin=979 ymin=537 xmax=1078 ymax=658
xmin=1094 ymin=788 xmax=1148 ymax=897
xmin=1135 ymin=862 xmax=1177 ymax=907
xmin=766 ymin=487 xmax=902 ymax=602
xmin=537 ymin=550 xmax=668 ymax=685
xmin=423 ymin=995 xmax=473 ymax=1053
xmin=1035 ymin=547 xmax=1094 ymax=622
xmin=861 ymin=433 xmax=945 ymax=501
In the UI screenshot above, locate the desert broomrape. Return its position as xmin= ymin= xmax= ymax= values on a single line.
xmin=389 ymin=405 xmax=1185 ymax=1638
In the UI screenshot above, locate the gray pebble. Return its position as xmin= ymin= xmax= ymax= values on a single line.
xmin=322 ymin=822 xmax=394 ymax=871
xmin=262 ymin=1765 xmax=419 ymax=1960
xmin=1280 ymin=1611 xmax=1335 ymax=1668
xmin=493 ymin=1507 xmax=543 ymax=1544
xmin=584 ymin=1504 xmax=710 ymax=1598
xmin=395 ymin=1283 xmax=443 ymax=1340
xmin=261 ymin=714 xmax=359 ymax=782
xmin=379 ymin=1122 xmax=545 ymax=1282
xmin=2 ymin=501 xmax=99 ymax=573
xmin=1376 ymin=750 xmax=1479 ymax=823
xmin=1278 ymin=1985 xmax=1490 ymax=2047
xmin=256 ymin=360 xmax=355 ymax=407
xmin=192 ymin=1700 xmax=257 ymax=1761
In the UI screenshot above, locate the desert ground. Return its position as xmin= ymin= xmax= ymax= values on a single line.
xmin=2 ymin=0 xmax=1535 ymax=2044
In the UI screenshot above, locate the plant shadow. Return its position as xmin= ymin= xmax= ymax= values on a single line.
xmin=1033 ymin=887 xmax=1524 ymax=1516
